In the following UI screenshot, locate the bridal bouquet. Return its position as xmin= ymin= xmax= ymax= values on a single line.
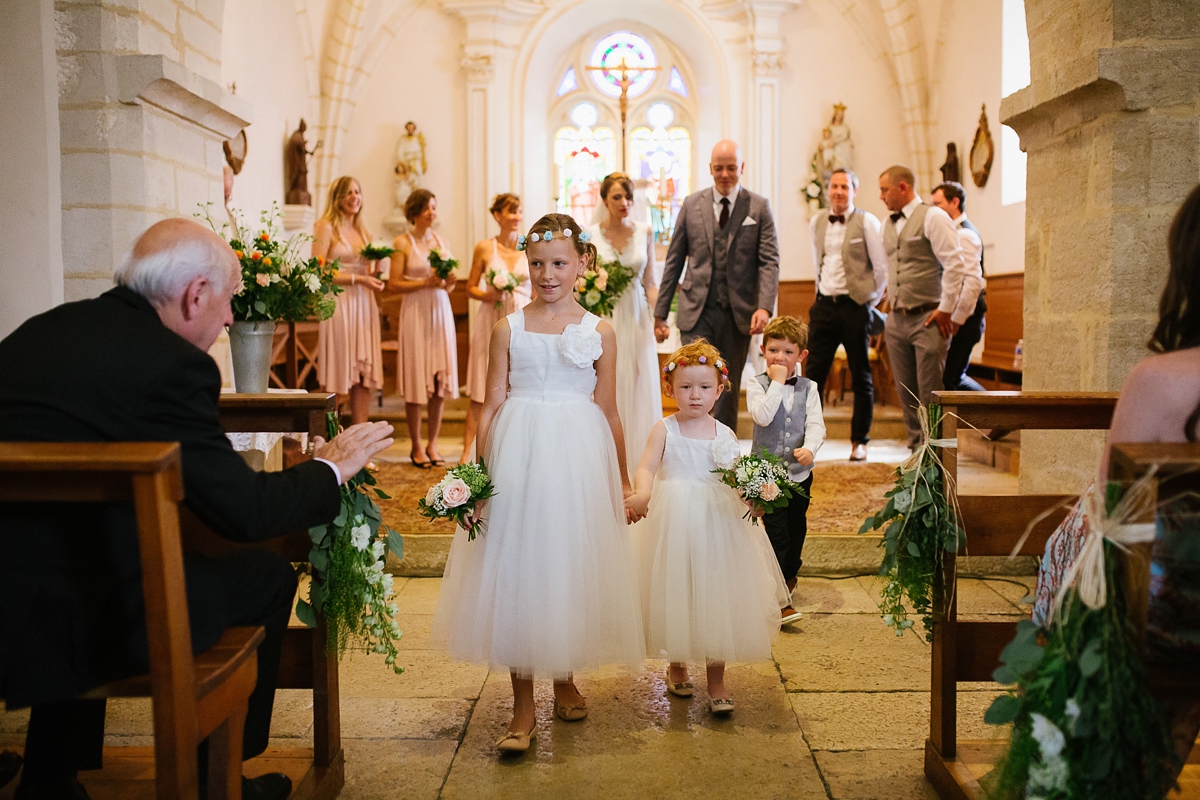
xmin=360 ymin=241 xmax=395 ymax=261
xmin=573 ymin=258 xmax=636 ymax=317
xmin=711 ymin=450 xmax=806 ymax=526
xmin=428 ymin=249 xmax=458 ymax=281
xmin=485 ymin=266 xmax=526 ymax=309
xmin=419 ymin=461 xmax=496 ymax=540
xmin=297 ymin=413 xmax=406 ymax=673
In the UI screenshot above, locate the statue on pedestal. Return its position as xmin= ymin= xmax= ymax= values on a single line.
xmin=284 ymin=119 xmax=321 ymax=206
xmin=384 ymin=121 xmax=427 ymax=234
xmin=940 ymin=142 xmax=961 ymax=183
xmin=812 ymin=103 xmax=853 ymax=189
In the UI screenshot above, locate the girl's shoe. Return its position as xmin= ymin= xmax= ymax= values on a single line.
xmin=496 ymin=724 xmax=537 ymax=753
xmin=666 ymin=669 xmax=694 ymax=698
xmin=555 ymin=698 xmax=588 ymax=721
xmin=709 ymin=697 xmax=735 ymax=715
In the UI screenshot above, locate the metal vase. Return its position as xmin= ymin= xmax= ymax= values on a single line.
xmin=227 ymin=320 xmax=276 ymax=393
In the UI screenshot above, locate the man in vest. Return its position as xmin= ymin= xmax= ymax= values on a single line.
xmin=805 ymin=168 xmax=889 ymax=461
xmin=878 ymin=165 xmax=971 ymax=447
xmin=931 ymin=181 xmax=987 ymax=391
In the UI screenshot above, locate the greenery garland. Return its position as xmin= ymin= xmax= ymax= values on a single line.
xmin=859 ymin=404 xmax=965 ymax=639
xmin=296 ymin=412 xmax=406 ymax=673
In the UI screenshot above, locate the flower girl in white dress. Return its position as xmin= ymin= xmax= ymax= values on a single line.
xmin=431 ymin=213 xmax=645 ymax=753
xmin=587 ymin=172 xmax=663 ymax=466
xmin=625 ymin=339 xmax=789 ymax=714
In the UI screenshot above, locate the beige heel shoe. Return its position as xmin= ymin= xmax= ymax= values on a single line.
xmin=496 ymin=724 xmax=537 ymax=753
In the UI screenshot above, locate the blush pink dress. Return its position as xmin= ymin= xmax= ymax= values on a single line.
xmin=397 ymin=231 xmax=459 ymax=404
xmin=464 ymin=239 xmax=531 ymax=403
xmin=317 ymin=234 xmax=383 ymax=394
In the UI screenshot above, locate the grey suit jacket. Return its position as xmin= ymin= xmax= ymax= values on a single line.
xmin=654 ymin=186 xmax=780 ymax=334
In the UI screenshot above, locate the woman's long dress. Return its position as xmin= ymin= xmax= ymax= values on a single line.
xmin=464 ymin=240 xmax=531 ymax=403
xmin=396 ymin=232 xmax=459 ymax=404
xmin=317 ymin=237 xmax=383 ymax=394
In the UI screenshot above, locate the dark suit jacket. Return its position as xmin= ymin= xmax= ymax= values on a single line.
xmin=0 ymin=287 xmax=341 ymax=708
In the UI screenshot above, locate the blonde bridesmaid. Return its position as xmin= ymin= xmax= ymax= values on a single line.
xmin=314 ymin=176 xmax=385 ymax=424
xmin=460 ymin=193 xmax=532 ymax=463
xmin=389 ymin=189 xmax=459 ymax=468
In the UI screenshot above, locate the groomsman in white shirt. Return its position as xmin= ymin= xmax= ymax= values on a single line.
xmin=877 ymin=166 xmax=970 ymax=447
xmin=930 ymin=181 xmax=987 ymax=391
xmin=805 ymin=169 xmax=889 ymax=461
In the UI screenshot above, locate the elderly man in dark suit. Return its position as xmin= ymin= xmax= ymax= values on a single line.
xmin=0 ymin=218 xmax=394 ymax=800
xmin=654 ymin=139 xmax=780 ymax=430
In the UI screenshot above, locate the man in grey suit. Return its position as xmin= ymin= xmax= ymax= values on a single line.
xmin=654 ymin=140 xmax=780 ymax=430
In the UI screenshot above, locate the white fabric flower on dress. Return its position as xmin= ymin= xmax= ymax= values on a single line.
xmin=711 ymin=435 xmax=741 ymax=470
xmin=558 ymin=323 xmax=603 ymax=368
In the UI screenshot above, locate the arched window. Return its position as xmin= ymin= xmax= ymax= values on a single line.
xmin=630 ymin=102 xmax=691 ymax=239
xmin=1001 ymin=0 xmax=1030 ymax=206
xmin=589 ymin=32 xmax=657 ymax=99
xmin=557 ymin=67 xmax=577 ymax=97
xmin=554 ymin=102 xmax=616 ymax=223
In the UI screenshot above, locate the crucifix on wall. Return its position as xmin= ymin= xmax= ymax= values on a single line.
xmin=585 ymin=58 xmax=661 ymax=170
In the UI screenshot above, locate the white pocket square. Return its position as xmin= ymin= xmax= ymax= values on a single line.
xmin=742 ymin=217 xmax=757 ymax=226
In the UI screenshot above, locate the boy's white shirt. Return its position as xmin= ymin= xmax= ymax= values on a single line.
xmin=745 ymin=364 xmax=827 ymax=481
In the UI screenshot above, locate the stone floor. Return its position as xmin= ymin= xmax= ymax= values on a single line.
xmin=0 ymin=574 xmax=1030 ymax=800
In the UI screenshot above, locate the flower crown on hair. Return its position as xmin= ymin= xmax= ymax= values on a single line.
xmin=516 ymin=228 xmax=592 ymax=251
xmin=663 ymin=355 xmax=729 ymax=381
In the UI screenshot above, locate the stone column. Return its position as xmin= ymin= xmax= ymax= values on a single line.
xmin=0 ymin=0 xmax=63 ymax=338
xmin=462 ymin=51 xmax=495 ymax=248
xmin=1001 ymin=0 xmax=1200 ymax=492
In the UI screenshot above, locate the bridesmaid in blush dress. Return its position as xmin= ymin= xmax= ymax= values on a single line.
xmin=314 ymin=176 xmax=385 ymax=424
xmin=388 ymin=188 xmax=459 ymax=468
xmin=460 ymin=193 xmax=532 ymax=463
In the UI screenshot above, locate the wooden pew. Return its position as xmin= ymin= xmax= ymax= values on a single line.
xmin=0 ymin=442 xmax=262 ymax=799
xmin=183 ymin=392 xmax=344 ymax=800
xmin=924 ymin=391 xmax=1119 ymax=800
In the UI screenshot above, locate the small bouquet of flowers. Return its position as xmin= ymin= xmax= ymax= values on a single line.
xmin=418 ymin=461 xmax=496 ymax=540
xmin=360 ymin=241 xmax=395 ymax=261
xmin=573 ymin=258 xmax=636 ymax=317
xmin=485 ymin=266 xmax=526 ymax=309
xmin=428 ymin=249 xmax=458 ymax=281
xmin=711 ymin=450 xmax=805 ymax=525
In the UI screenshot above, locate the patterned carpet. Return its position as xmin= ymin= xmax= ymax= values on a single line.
xmin=372 ymin=459 xmax=898 ymax=536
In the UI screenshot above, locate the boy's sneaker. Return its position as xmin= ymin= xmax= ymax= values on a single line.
xmin=781 ymin=606 xmax=803 ymax=624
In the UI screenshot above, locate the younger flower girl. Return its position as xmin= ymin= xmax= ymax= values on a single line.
xmin=431 ymin=214 xmax=645 ymax=753
xmin=625 ymin=339 xmax=789 ymax=714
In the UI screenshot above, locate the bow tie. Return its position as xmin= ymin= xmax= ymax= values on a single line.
xmin=828 ymin=215 xmax=845 ymax=225
xmin=890 ymin=212 xmax=905 ymax=224
xmin=785 ymin=377 xmax=799 ymax=386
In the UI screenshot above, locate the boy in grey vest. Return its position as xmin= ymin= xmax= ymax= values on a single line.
xmin=747 ymin=317 xmax=827 ymax=624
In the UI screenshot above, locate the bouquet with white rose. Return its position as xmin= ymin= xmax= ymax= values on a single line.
xmin=573 ymin=257 xmax=636 ymax=317
xmin=297 ymin=412 xmax=405 ymax=673
xmin=418 ymin=460 xmax=496 ymax=540
xmin=360 ymin=240 xmax=396 ymax=262
xmin=711 ymin=449 xmax=806 ymax=525
xmin=485 ymin=266 xmax=526 ymax=309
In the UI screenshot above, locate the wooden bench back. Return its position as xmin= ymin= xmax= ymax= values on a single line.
xmin=0 ymin=442 xmax=200 ymax=795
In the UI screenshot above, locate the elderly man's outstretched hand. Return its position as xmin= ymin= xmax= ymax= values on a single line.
xmin=312 ymin=420 xmax=395 ymax=484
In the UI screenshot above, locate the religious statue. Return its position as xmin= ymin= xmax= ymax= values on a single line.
xmin=284 ymin=119 xmax=321 ymax=206
xmin=940 ymin=142 xmax=961 ymax=183
xmin=393 ymin=121 xmax=427 ymax=212
xmin=813 ymin=103 xmax=853 ymax=187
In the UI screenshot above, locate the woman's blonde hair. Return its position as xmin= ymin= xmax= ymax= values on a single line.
xmin=524 ymin=213 xmax=597 ymax=270
xmin=662 ymin=338 xmax=731 ymax=391
xmin=320 ymin=176 xmax=371 ymax=248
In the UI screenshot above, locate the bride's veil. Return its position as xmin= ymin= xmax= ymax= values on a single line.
xmin=589 ymin=200 xmax=609 ymax=228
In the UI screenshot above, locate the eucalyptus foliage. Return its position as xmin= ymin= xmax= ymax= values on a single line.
xmin=859 ymin=404 xmax=965 ymax=639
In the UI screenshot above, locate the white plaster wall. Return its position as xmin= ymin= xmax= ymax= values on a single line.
xmin=221 ymin=0 xmax=317 ymax=226
xmin=340 ymin=7 xmax=468 ymax=254
xmin=777 ymin=0 xmax=908 ymax=280
xmin=930 ymin=0 xmax=1025 ymax=274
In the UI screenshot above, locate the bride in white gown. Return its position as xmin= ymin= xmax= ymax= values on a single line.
xmin=587 ymin=172 xmax=664 ymax=467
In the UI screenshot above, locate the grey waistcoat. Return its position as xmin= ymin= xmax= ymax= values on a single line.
xmin=751 ymin=374 xmax=811 ymax=481
xmin=814 ymin=209 xmax=879 ymax=306
xmin=884 ymin=203 xmax=942 ymax=310
xmin=705 ymin=206 xmax=732 ymax=309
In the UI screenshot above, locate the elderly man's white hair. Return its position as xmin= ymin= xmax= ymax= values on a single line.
xmin=114 ymin=218 xmax=237 ymax=305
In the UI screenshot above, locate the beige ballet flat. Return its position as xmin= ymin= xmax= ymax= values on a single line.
xmin=709 ymin=697 xmax=735 ymax=715
xmin=555 ymin=698 xmax=589 ymax=721
xmin=496 ymin=724 xmax=537 ymax=753
xmin=666 ymin=669 xmax=694 ymax=698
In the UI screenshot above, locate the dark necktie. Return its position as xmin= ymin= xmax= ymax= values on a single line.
xmin=890 ymin=212 xmax=905 ymax=224
xmin=829 ymin=215 xmax=845 ymax=225
xmin=719 ymin=197 xmax=731 ymax=229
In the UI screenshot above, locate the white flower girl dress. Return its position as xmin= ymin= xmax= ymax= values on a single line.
xmin=632 ymin=416 xmax=790 ymax=664
xmin=432 ymin=310 xmax=645 ymax=677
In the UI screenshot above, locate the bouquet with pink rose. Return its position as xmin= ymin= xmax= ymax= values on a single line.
xmin=485 ymin=266 xmax=526 ymax=310
xmin=711 ymin=451 xmax=806 ymax=525
xmin=418 ymin=460 xmax=496 ymax=540
xmin=572 ymin=257 xmax=635 ymax=317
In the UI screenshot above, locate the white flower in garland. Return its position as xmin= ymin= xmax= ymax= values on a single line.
xmin=350 ymin=523 xmax=371 ymax=551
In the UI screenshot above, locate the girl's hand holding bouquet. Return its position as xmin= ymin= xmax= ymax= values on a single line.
xmin=485 ymin=267 xmax=526 ymax=309
xmin=711 ymin=450 xmax=806 ymax=525
xmin=418 ymin=461 xmax=496 ymax=540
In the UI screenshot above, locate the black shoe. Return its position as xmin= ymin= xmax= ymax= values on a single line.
xmin=13 ymin=777 xmax=91 ymax=800
xmin=0 ymin=750 xmax=22 ymax=789
xmin=242 ymin=773 xmax=292 ymax=800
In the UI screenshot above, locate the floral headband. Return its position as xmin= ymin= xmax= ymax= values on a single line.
xmin=516 ymin=228 xmax=592 ymax=251
xmin=663 ymin=355 xmax=729 ymax=381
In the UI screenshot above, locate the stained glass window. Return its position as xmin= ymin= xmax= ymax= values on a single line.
xmin=588 ymin=32 xmax=657 ymax=99
xmin=557 ymin=67 xmax=577 ymax=97
xmin=668 ymin=66 xmax=688 ymax=97
xmin=554 ymin=123 xmax=616 ymax=224
xmin=630 ymin=113 xmax=690 ymax=242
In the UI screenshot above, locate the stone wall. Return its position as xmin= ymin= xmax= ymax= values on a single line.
xmin=1002 ymin=0 xmax=1200 ymax=492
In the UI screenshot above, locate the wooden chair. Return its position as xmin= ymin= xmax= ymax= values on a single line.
xmin=272 ymin=322 xmax=320 ymax=389
xmin=0 ymin=442 xmax=264 ymax=800
xmin=924 ymin=391 xmax=1120 ymax=799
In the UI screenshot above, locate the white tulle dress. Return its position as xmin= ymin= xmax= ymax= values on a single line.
xmin=632 ymin=416 xmax=790 ymax=664
xmin=588 ymin=220 xmax=663 ymax=468
xmin=431 ymin=310 xmax=646 ymax=678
